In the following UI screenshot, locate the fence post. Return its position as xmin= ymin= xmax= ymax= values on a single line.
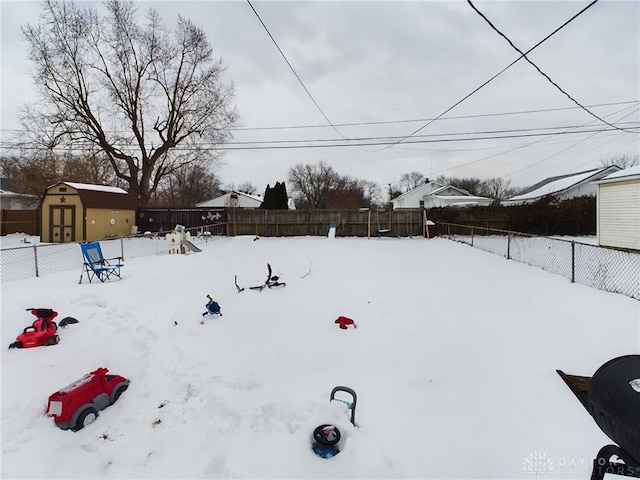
xmin=33 ymin=244 xmax=40 ymax=278
xmin=571 ymin=240 xmax=575 ymax=283
xmin=471 ymin=227 xmax=474 ymax=247
xmin=507 ymin=231 xmax=511 ymax=259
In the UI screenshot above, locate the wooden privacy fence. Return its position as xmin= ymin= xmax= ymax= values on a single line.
xmin=1 ymin=210 xmax=38 ymax=236
xmin=227 ymin=208 xmax=434 ymax=238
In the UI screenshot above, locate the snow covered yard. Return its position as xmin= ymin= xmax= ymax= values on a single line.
xmin=1 ymin=235 xmax=638 ymax=479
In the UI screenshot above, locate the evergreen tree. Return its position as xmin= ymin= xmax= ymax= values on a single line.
xmin=260 ymin=182 xmax=289 ymax=209
xmin=274 ymin=181 xmax=289 ymax=209
xmin=260 ymin=184 xmax=274 ymax=209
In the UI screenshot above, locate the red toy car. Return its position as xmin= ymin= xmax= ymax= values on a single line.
xmin=46 ymin=367 xmax=130 ymax=431
xmin=9 ymin=308 xmax=60 ymax=349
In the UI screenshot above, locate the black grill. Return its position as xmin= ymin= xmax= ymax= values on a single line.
xmin=557 ymin=355 xmax=640 ymax=480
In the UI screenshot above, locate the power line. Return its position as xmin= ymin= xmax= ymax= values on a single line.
xmin=231 ymin=101 xmax=640 ymax=131
xmin=3 ymin=100 xmax=636 ymax=136
xmin=429 ymin=103 xmax=639 ymax=179
xmin=467 ymin=0 xmax=634 ymax=134
xmin=378 ymin=0 xmax=604 ymax=151
xmin=2 ymin=125 xmax=635 ymax=153
xmin=245 ymin=0 xmax=350 ymax=142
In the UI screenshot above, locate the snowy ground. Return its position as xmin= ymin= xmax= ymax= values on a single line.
xmin=1 ymin=234 xmax=638 ymax=479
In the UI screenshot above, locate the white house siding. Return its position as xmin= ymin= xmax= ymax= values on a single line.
xmin=597 ymin=179 xmax=640 ymax=250
xmin=557 ymin=182 xmax=597 ymax=201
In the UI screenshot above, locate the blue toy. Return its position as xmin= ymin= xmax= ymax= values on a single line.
xmin=202 ymin=294 xmax=222 ymax=317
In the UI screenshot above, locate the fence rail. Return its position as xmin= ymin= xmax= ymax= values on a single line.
xmin=438 ymin=222 xmax=639 ymax=300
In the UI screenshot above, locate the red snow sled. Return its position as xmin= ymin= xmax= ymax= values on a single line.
xmin=8 ymin=308 xmax=60 ymax=349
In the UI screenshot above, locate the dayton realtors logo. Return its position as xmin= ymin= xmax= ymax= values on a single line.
xmin=523 ymin=451 xmax=554 ymax=479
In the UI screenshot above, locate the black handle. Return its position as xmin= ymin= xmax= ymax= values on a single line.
xmin=330 ymin=386 xmax=357 ymax=425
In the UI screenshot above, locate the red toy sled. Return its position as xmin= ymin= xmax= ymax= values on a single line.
xmin=9 ymin=308 xmax=60 ymax=349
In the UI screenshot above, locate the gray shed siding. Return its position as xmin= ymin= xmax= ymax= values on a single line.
xmin=597 ymin=179 xmax=640 ymax=250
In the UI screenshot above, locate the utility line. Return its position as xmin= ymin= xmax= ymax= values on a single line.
xmin=2 ymin=101 xmax=635 ymax=135
xmin=245 ymin=0 xmax=350 ymax=142
xmin=231 ymin=101 xmax=639 ymax=131
xmin=378 ymin=0 xmax=603 ymax=151
xmin=2 ymin=126 xmax=633 ymax=153
xmin=467 ymin=0 xmax=634 ymax=134
xmin=505 ymin=108 xmax=640 ymax=179
xmin=3 ymin=123 xmax=637 ymax=150
xmin=432 ymin=104 xmax=639 ymax=178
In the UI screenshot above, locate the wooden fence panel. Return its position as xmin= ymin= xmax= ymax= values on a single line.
xmin=228 ymin=208 xmax=428 ymax=238
xmin=135 ymin=208 xmax=227 ymax=235
xmin=1 ymin=210 xmax=38 ymax=236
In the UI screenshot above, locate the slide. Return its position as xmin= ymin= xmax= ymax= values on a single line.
xmin=180 ymin=239 xmax=202 ymax=253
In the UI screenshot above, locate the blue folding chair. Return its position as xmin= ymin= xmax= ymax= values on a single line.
xmin=79 ymin=242 xmax=124 ymax=284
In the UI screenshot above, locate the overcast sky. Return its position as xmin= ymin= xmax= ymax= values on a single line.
xmin=1 ymin=0 xmax=639 ymax=195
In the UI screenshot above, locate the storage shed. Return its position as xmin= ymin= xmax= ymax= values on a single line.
xmin=594 ymin=166 xmax=640 ymax=251
xmin=40 ymin=182 xmax=136 ymax=243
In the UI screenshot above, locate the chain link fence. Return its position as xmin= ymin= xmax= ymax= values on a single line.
xmin=438 ymin=222 xmax=639 ymax=300
xmin=0 ymin=224 xmax=222 ymax=283
xmin=3 ymin=222 xmax=638 ymax=301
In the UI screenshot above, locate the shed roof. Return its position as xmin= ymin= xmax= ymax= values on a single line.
xmin=46 ymin=182 xmax=136 ymax=210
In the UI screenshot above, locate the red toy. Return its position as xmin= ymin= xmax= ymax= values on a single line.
xmin=8 ymin=308 xmax=60 ymax=349
xmin=335 ymin=316 xmax=357 ymax=330
xmin=46 ymin=367 xmax=130 ymax=431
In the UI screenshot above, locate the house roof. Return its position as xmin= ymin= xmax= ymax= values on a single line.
xmin=430 ymin=185 xmax=472 ymax=196
xmin=196 ymin=191 xmax=263 ymax=207
xmin=46 ymin=182 xmax=136 ymax=210
xmin=390 ymin=181 xmax=446 ymax=203
xmin=391 ymin=181 xmax=492 ymax=206
xmin=594 ymin=165 xmax=640 ymax=184
xmin=505 ymin=166 xmax=620 ymax=203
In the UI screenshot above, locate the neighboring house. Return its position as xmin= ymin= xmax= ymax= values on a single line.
xmin=0 ymin=178 xmax=40 ymax=210
xmin=593 ymin=166 xmax=640 ymax=251
xmin=40 ymin=182 xmax=136 ymax=243
xmin=502 ymin=166 xmax=621 ymax=206
xmin=390 ymin=180 xmax=493 ymax=209
xmin=196 ymin=191 xmax=263 ymax=208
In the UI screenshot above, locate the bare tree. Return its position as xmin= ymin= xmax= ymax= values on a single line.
xmin=153 ymin=161 xmax=222 ymax=207
xmin=599 ymin=155 xmax=639 ymax=169
xmin=225 ymin=182 xmax=257 ymax=194
xmin=1 ymin=152 xmax=117 ymax=195
xmin=19 ymin=0 xmax=238 ymax=207
xmin=436 ymin=176 xmax=483 ymax=195
xmin=288 ymin=162 xmax=382 ymax=209
xmin=399 ymin=171 xmax=426 ymax=192
xmin=288 ymin=161 xmax=340 ymax=209
xmin=62 ymin=154 xmax=117 ymax=186
xmin=478 ymin=177 xmax=518 ymax=205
